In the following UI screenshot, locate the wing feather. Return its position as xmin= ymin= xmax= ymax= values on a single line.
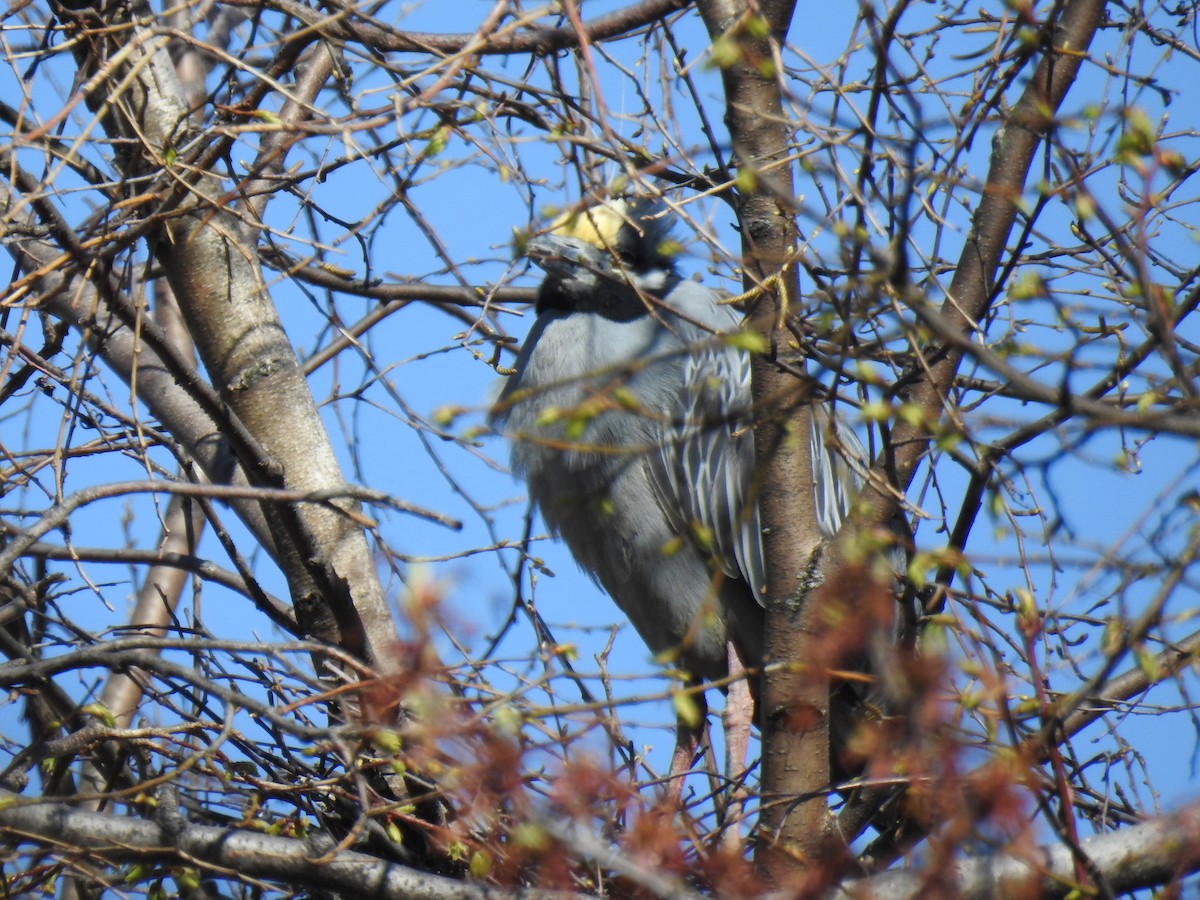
xmin=654 ymin=310 xmax=868 ymax=608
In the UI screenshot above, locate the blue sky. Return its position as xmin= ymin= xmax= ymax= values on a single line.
xmin=2 ymin=0 xmax=1198 ymax=863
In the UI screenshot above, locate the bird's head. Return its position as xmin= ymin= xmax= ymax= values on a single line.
xmin=524 ymin=198 xmax=680 ymax=318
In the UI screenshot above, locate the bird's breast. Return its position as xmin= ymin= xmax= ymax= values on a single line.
xmin=500 ymin=313 xmax=679 ymax=446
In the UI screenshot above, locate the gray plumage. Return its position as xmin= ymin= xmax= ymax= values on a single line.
xmin=491 ymin=199 xmax=867 ymax=689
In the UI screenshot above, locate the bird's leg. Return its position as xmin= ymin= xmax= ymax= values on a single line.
xmin=721 ymin=641 xmax=754 ymax=843
xmin=665 ymin=685 xmax=707 ymax=809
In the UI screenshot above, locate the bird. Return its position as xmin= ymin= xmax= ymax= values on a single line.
xmin=490 ymin=196 xmax=873 ymax=802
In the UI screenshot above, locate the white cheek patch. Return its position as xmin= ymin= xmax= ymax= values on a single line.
xmin=632 ymin=269 xmax=669 ymax=292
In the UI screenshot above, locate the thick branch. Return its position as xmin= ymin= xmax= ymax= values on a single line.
xmin=854 ymin=0 xmax=1108 ymax=529
xmin=823 ymin=0 xmax=1108 ymax=867
xmin=839 ymin=800 xmax=1200 ymax=899
xmin=0 ymin=790 xmax=563 ymax=900
xmin=57 ymin=0 xmax=402 ymax=672
xmin=696 ymin=0 xmax=834 ymax=879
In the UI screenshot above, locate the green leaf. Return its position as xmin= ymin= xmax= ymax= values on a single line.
xmin=374 ymin=728 xmax=403 ymax=754
xmin=82 ymin=702 xmax=116 ymax=727
xmin=860 ymin=399 xmax=893 ymax=423
xmin=1012 ymin=588 xmax=1037 ymax=623
xmin=1008 ymin=271 xmax=1047 ymax=300
xmin=493 ymin=704 xmax=523 ymax=736
xmin=469 ymin=850 xmax=492 ymax=879
xmin=176 ymin=868 xmax=201 ymax=891
xmin=656 ymin=238 xmax=685 ymax=259
xmin=743 ymin=15 xmax=770 ymax=38
xmin=1133 ymin=644 xmax=1161 ymax=681
xmin=432 ymin=405 xmax=465 ymax=427
xmin=672 ymin=689 xmax=703 ymax=728
xmin=896 ymin=402 xmax=926 ymax=427
xmin=422 ymin=124 xmax=450 ymax=158
xmin=1116 ymin=107 xmax=1156 ymax=160
xmin=612 ymin=387 xmax=641 ymax=411
xmin=723 ymin=329 xmax=769 ymax=354
xmin=734 ymin=167 xmax=758 ymax=193
xmin=708 ymin=34 xmax=741 ymax=69
xmin=512 ymin=823 xmax=549 ymax=850
xmin=386 ymin=821 xmax=405 ymax=845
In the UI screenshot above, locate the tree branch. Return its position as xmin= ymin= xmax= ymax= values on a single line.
xmin=839 ymin=800 xmax=1200 ymax=899
xmin=220 ymin=0 xmax=691 ymax=57
xmin=0 ymin=790 xmax=565 ymax=900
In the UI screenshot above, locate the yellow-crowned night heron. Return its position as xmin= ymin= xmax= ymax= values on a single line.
xmin=491 ymin=197 xmax=868 ymax=792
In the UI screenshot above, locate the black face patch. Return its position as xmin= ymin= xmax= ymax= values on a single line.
xmin=535 ymin=267 xmax=661 ymax=322
xmin=529 ymin=200 xmax=680 ymax=321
